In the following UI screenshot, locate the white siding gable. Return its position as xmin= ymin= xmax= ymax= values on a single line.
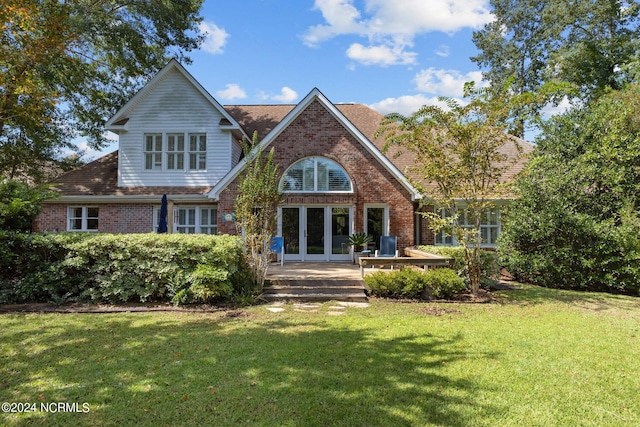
xmin=117 ymin=67 xmax=234 ymax=188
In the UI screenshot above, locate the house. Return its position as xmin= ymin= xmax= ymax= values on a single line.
xmin=33 ymin=60 xmax=533 ymax=260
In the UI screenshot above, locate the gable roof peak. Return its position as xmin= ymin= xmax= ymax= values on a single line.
xmin=208 ymin=87 xmax=421 ymax=201
xmin=105 ymin=60 xmax=246 ymax=139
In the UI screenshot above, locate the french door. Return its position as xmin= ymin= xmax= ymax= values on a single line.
xmin=280 ymin=206 xmax=352 ymax=261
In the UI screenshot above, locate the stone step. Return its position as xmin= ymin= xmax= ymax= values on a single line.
xmin=262 ymin=292 xmax=368 ymax=303
xmin=263 ymin=279 xmax=368 ymax=302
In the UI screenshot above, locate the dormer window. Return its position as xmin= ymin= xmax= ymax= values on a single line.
xmin=144 ymin=133 xmax=206 ymax=171
xmin=281 ymin=157 xmax=352 ymax=193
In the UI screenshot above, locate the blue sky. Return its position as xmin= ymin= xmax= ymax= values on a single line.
xmin=91 ymin=0 xmax=496 ymax=157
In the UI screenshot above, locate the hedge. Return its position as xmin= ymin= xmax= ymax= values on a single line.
xmin=364 ymin=267 xmax=465 ymax=300
xmin=0 ymin=232 xmax=251 ymax=305
xmin=417 ymin=245 xmax=500 ymax=288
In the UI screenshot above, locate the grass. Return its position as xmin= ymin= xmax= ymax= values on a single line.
xmin=1 ymin=284 xmax=639 ymax=426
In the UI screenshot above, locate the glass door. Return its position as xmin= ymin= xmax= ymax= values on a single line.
xmin=305 ymin=207 xmax=326 ymax=260
xmin=279 ymin=205 xmax=353 ymax=261
xmin=281 ymin=207 xmax=301 ymax=261
xmin=331 ymin=207 xmax=351 ymax=261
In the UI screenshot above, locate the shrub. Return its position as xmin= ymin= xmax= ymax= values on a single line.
xmin=417 ymin=245 xmax=500 ymax=288
xmin=424 ymin=268 xmax=467 ymax=299
xmin=0 ymin=233 xmax=251 ymax=304
xmin=0 ymin=181 xmax=57 ymax=231
xmin=364 ymin=267 xmax=465 ymax=300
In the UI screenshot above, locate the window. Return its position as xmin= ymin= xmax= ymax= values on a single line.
xmin=154 ymin=206 xmax=217 ymax=234
xmin=143 ymin=133 xmax=206 ymax=171
xmin=144 ymin=134 xmax=163 ymax=170
xmin=281 ymin=157 xmax=352 ymax=192
xmin=200 ymin=208 xmax=218 ymax=234
xmin=365 ymin=205 xmax=388 ymax=251
xmin=189 ymin=134 xmax=207 ymax=170
xmin=480 ymin=208 xmax=500 ymax=245
xmin=435 ymin=208 xmax=501 ymax=247
xmin=68 ymin=207 xmax=99 ymax=231
xmin=166 ymin=134 xmax=185 ymax=170
xmin=434 ymin=209 xmax=454 ymax=245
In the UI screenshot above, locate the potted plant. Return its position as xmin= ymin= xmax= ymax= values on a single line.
xmin=347 ymin=232 xmax=373 ymax=264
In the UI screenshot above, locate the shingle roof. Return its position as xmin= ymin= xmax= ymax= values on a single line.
xmin=52 ymin=103 xmax=533 ymax=198
xmin=225 ymin=103 xmax=534 ymax=195
xmin=49 ymin=151 xmax=211 ymax=197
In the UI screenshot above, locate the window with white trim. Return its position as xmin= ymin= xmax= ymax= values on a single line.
xmin=281 ymin=157 xmax=352 ymax=192
xmin=143 ymin=133 xmax=206 ymax=171
xmin=364 ymin=205 xmax=389 ymax=251
xmin=154 ymin=206 xmax=217 ymax=234
xmin=68 ymin=207 xmax=99 ymax=231
xmin=435 ymin=208 xmax=501 ymax=247
xmin=144 ymin=134 xmax=163 ymax=170
xmin=199 ymin=208 xmax=218 ymax=234
xmin=166 ymin=134 xmax=185 ymax=170
xmin=434 ymin=208 xmax=454 ymax=245
xmin=189 ymin=134 xmax=207 ymax=170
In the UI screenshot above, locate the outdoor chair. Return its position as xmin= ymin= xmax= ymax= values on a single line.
xmin=374 ymin=236 xmax=399 ymax=258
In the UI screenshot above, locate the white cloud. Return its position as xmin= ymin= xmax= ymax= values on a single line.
xmin=413 ymin=68 xmax=484 ymax=97
xmin=541 ymin=96 xmax=572 ymax=117
xmin=304 ymin=0 xmax=365 ymax=47
xmin=199 ymin=21 xmax=229 ymax=55
xmin=346 ymin=42 xmax=417 ymax=66
xmin=271 ymin=87 xmax=299 ymax=103
xmin=216 ymin=83 xmax=247 ymax=101
xmin=369 ymin=94 xmax=458 ymax=116
xmin=435 ymin=44 xmax=450 ymax=57
xmin=304 ymin=0 xmax=493 ymax=65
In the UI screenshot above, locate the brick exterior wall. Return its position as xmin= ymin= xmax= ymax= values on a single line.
xmin=34 ymin=203 xmax=155 ymax=233
xmin=217 ymin=99 xmax=416 ymax=250
xmin=417 ymin=205 xmax=436 ymax=246
xmin=35 ymin=203 xmax=221 ymax=233
xmin=33 ymin=204 xmax=68 ymax=232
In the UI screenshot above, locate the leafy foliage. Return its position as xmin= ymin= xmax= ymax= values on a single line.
xmin=0 ymin=233 xmax=250 ymax=304
xmin=377 ymin=85 xmax=523 ymax=297
xmin=364 ymin=268 xmax=465 ymax=300
xmin=0 ymin=0 xmax=204 ymax=182
xmin=234 ymin=131 xmax=284 ymax=290
xmin=472 ymin=0 xmax=640 ymax=134
xmin=347 ymin=232 xmax=373 ymax=251
xmin=499 ymin=85 xmax=640 ymax=294
xmin=0 ymin=180 xmax=57 ymax=231
xmin=417 ymin=246 xmax=500 ymax=288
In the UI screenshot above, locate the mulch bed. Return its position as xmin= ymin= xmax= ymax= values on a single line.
xmin=0 ymin=302 xmax=230 ymax=314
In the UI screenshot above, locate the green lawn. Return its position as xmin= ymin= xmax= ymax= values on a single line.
xmin=1 ymin=285 xmax=639 ymax=426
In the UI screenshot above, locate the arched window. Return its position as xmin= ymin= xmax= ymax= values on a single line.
xmin=281 ymin=157 xmax=352 ymax=192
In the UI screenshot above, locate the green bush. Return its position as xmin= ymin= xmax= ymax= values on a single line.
xmin=364 ymin=267 xmax=465 ymax=300
xmin=417 ymin=245 xmax=500 ymax=288
xmin=0 ymin=181 xmax=57 ymax=231
xmin=0 ymin=232 xmax=251 ymax=304
xmin=425 ymin=268 xmax=467 ymax=299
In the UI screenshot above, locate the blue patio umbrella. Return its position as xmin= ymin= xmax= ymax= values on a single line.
xmin=158 ymin=194 xmax=168 ymax=233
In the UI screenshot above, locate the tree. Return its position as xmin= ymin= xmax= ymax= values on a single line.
xmin=234 ymin=132 xmax=284 ymax=291
xmin=0 ymin=180 xmax=57 ymax=231
xmin=499 ymin=84 xmax=640 ymax=294
xmin=1 ymin=0 xmax=204 ymax=182
xmin=472 ymin=0 xmax=640 ymax=134
xmin=377 ymin=85 xmax=523 ymax=297
xmin=471 ymin=0 xmax=556 ymax=137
